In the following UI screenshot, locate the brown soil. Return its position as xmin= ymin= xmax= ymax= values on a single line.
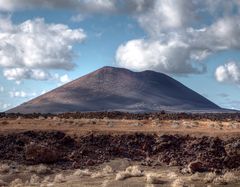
xmin=1 ymin=116 xmax=240 ymax=136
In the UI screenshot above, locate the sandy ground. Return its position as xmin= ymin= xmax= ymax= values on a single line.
xmin=1 ymin=117 xmax=240 ymax=137
xmin=1 ymin=159 xmax=240 ymax=187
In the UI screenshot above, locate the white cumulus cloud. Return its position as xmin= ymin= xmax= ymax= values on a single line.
xmin=215 ymin=62 xmax=240 ymax=84
xmin=0 ymin=17 xmax=86 ymax=81
xmin=3 ymin=68 xmax=51 ymax=81
xmin=59 ymin=74 xmax=71 ymax=84
xmin=3 ymin=67 xmax=73 ymax=86
xmin=116 ymin=39 xmax=205 ymax=74
xmin=0 ymin=17 xmax=86 ymax=70
xmin=137 ymin=0 xmax=195 ymax=37
xmin=115 ymin=0 xmax=240 ymax=75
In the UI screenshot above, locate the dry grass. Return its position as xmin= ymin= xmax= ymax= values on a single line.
xmin=73 ymin=169 xmax=92 ymax=177
xmin=29 ymin=174 xmax=40 ymax=185
xmin=222 ymin=172 xmax=238 ymax=183
xmin=204 ymin=172 xmax=217 ymax=183
xmin=53 ymin=174 xmax=66 ymax=183
xmin=0 ymin=163 xmax=10 ymax=173
xmin=10 ymin=178 xmax=24 ymax=187
xmin=115 ymin=165 xmax=143 ymax=180
xmin=213 ymin=172 xmax=238 ymax=185
xmin=167 ymin=172 xmax=178 ymax=180
xmin=91 ymin=166 xmax=113 ymax=179
xmin=145 ymin=172 xmax=165 ymax=184
xmin=171 ymin=178 xmax=187 ymax=187
xmin=189 ymin=172 xmax=201 ymax=181
xmin=28 ymin=164 xmax=50 ymax=175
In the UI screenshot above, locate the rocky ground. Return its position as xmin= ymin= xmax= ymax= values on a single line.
xmin=2 ymin=111 xmax=240 ymax=121
xmin=1 ymin=113 xmax=240 ymax=186
xmin=1 ymin=130 xmax=240 ymax=171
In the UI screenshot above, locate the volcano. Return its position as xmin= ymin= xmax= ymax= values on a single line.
xmin=7 ymin=66 xmax=221 ymax=113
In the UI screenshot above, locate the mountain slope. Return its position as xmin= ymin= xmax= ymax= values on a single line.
xmin=7 ymin=66 xmax=220 ymax=113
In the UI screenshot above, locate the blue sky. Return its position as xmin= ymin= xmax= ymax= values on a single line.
xmin=0 ymin=0 xmax=240 ymax=111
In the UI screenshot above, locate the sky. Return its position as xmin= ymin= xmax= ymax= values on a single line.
xmin=0 ymin=0 xmax=240 ymax=111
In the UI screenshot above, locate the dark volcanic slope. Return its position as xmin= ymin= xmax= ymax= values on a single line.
xmin=7 ymin=66 xmax=220 ymax=113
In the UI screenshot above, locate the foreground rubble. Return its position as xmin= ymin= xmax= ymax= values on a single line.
xmin=0 ymin=130 xmax=240 ymax=172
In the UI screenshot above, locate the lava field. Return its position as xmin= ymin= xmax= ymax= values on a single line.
xmin=0 ymin=131 xmax=240 ymax=172
xmin=1 ymin=111 xmax=240 ymax=121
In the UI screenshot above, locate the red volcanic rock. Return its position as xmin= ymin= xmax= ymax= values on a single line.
xmin=25 ymin=143 xmax=59 ymax=163
xmin=1 ymin=131 xmax=240 ymax=170
xmin=188 ymin=160 xmax=206 ymax=173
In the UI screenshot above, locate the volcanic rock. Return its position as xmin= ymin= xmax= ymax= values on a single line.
xmin=25 ymin=143 xmax=59 ymax=163
xmin=188 ymin=160 xmax=207 ymax=173
xmin=7 ymin=66 xmax=221 ymax=114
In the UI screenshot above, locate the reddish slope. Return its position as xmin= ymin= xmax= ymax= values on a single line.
xmin=7 ymin=66 xmax=220 ymax=113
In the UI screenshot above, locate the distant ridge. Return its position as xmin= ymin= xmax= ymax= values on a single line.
xmin=7 ymin=66 xmax=221 ymax=114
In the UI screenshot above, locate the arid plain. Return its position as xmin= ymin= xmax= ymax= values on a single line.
xmin=0 ymin=113 xmax=240 ymax=186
